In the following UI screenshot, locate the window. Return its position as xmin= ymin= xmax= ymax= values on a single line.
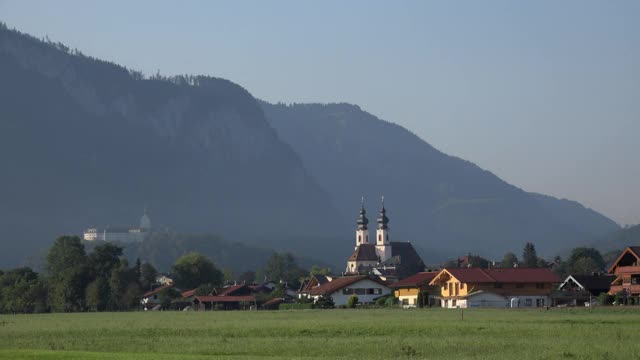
xmin=525 ymin=299 xmax=532 ymax=307
xmin=536 ymin=283 xmax=544 ymax=289
xmin=494 ymin=283 xmax=503 ymax=289
xmin=452 ymin=299 xmax=457 ymax=308
xmin=460 ymin=283 xmax=465 ymax=290
xmin=373 ymin=288 xmax=382 ymax=295
xmin=516 ymin=284 xmax=524 ymax=289
xmin=378 ymin=234 xmax=381 ymax=242
xmin=342 ymin=288 xmax=354 ymax=295
xmin=402 ymin=299 xmax=409 ymax=305
xmin=358 ymin=235 xmax=361 ymax=242
xmin=412 ymin=298 xmax=417 ymax=305
xmin=366 ymin=288 xmax=374 ymax=295
xmin=355 ymin=288 xmax=366 ymax=295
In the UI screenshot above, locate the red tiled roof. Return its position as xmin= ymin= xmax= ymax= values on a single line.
xmin=309 ymin=276 xmax=388 ymax=296
xmin=181 ymin=289 xmax=198 ymax=298
xmin=433 ymin=267 xmax=561 ymax=284
xmin=391 ymin=272 xmax=438 ymax=288
xmin=143 ymin=284 xmax=173 ymax=298
xmin=194 ymin=295 xmax=256 ymax=303
xmin=261 ymin=297 xmax=285 ymax=307
xmin=485 ymin=268 xmax=562 ymax=283
xmin=218 ymin=284 xmax=247 ymax=296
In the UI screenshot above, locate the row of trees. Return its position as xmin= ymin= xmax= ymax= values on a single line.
xmin=446 ymin=242 xmax=610 ymax=278
xmin=0 ymin=234 xmax=330 ymax=313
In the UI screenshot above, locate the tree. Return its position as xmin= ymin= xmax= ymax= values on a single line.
xmin=522 ymin=243 xmax=538 ymax=268
xmin=46 ymin=236 xmax=88 ymax=312
xmin=172 ymin=253 xmax=223 ymax=290
xmin=85 ymin=277 xmax=110 ymax=312
xmin=109 ymin=259 xmax=138 ymax=311
xmin=310 ymin=265 xmax=332 ymax=276
xmin=262 ymin=252 xmax=306 ymax=288
xmin=139 ymin=262 xmax=158 ymax=291
xmin=0 ymin=267 xmax=47 ymax=313
xmin=87 ymin=243 xmax=123 ymax=279
xmin=347 ymin=295 xmax=359 ymax=308
xmin=566 ymin=247 xmax=605 ymax=274
xmin=501 ymin=252 xmax=518 ymax=268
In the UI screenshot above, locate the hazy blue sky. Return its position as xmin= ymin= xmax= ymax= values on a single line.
xmin=1 ymin=0 xmax=638 ymax=224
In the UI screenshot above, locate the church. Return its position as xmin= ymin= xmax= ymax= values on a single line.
xmin=345 ymin=198 xmax=425 ymax=280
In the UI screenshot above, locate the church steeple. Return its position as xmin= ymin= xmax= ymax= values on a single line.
xmin=377 ymin=196 xmax=389 ymax=230
xmin=375 ymin=196 xmax=392 ymax=262
xmin=355 ymin=197 xmax=369 ymax=247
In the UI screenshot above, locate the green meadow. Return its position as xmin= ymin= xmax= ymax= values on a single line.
xmin=1 ymin=308 xmax=639 ymax=359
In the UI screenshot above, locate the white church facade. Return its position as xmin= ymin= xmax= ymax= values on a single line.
xmin=346 ymin=198 xmax=425 ymax=279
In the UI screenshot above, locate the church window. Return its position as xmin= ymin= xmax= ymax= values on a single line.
xmin=358 ymin=235 xmax=361 ymax=242
xmin=378 ymin=234 xmax=381 ymax=242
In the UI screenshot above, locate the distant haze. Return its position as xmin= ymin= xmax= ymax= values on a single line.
xmin=1 ymin=0 xmax=638 ymax=224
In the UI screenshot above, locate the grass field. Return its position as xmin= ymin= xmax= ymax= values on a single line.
xmin=1 ymin=308 xmax=639 ymax=359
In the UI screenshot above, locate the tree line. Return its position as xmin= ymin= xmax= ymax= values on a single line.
xmin=0 ymin=235 xmax=327 ymax=314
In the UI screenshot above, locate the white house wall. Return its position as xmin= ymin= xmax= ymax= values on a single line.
xmin=318 ymin=279 xmax=391 ymax=306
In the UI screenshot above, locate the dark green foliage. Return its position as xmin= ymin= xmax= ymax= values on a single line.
xmin=157 ymin=287 xmax=180 ymax=310
xmin=46 ymin=236 xmax=88 ymax=312
xmin=85 ymin=277 xmax=109 ymax=311
xmin=172 ymin=253 xmax=223 ymax=290
xmin=522 ymin=243 xmax=538 ymax=268
xmin=375 ymin=296 xmax=388 ymax=307
xmin=502 ymin=252 xmax=518 ymax=268
xmin=0 ymin=267 xmax=47 ymax=313
xmin=310 ymin=265 xmax=332 ymax=276
xmin=566 ymin=248 xmax=605 ymax=274
xmin=139 ymin=262 xmax=158 ymax=291
xmin=261 ymin=252 xmax=307 ymax=289
xmin=598 ymin=292 xmax=613 ymax=306
xmin=87 ymin=243 xmax=123 ymax=279
xmin=279 ymin=303 xmax=314 ymax=310
xmin=347 ymin=295 xmax=359 ymax=308
xmin=237 ymin=271 xmax=255 ymax=284
xmin=315 ymin=295 xmax=335 ymax=309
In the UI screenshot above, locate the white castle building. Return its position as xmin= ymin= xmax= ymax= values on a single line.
xmin=83 ymin=210 xmax=152 ymax=243
xmin=346 ymin=198 xmax=425 ymax=279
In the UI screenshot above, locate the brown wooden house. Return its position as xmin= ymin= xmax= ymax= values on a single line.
xmin=608 ymin=246 xmax=640 ymax=296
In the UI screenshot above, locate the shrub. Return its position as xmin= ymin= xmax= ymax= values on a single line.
xmin=347 ymin=295 xmax=359 ymax=308
xmin=375 ymin=296 xmax=388 ymax=307
xmin=315 ymin=295 xmax=335 ymax=309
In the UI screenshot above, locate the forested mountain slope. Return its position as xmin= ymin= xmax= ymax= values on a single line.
xmin=261 ymin=102 xmax=619 ymax=260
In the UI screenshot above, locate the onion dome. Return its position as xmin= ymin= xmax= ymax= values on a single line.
xmin=377 ymin=199 xmax=389 ymax=230
xmin=356 ymin=199 xmax=369 ymax=230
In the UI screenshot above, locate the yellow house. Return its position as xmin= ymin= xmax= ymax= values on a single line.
xmin=391 ymin=272 xmax=438 ymax=307
xmin=429 ymin=267 xmax=561 ymax=308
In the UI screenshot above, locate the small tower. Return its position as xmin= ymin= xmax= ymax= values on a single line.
xmin=355 ymin=197 xmax=369 ymax=248
xmin=375 ymin=196 xmax=392 ymax=262
xmin=140 ymin=207 xmax=151 ymax=230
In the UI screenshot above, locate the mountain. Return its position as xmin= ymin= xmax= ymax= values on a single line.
xmin=0 ymin=25 xmax=347 ymax=268
xmin=261 ymin=102 xmax=620 ymax=261
xmin=592 ymin=224 xmax=640 ymax=253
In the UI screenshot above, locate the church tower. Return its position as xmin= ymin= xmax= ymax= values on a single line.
xmin=355 ymin=198 xmax=369 ymax=248
xmin=375 ymin=196 xmax=392 ymax=262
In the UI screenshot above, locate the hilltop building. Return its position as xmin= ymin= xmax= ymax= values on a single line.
xmin=345 ymin=198 xmax=425 ymax=279
xmin=83 ymin=209 xmax=152 ymax=243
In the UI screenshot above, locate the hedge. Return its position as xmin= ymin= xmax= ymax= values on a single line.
xmin=279 ymin=303 xmax=315 ymax=310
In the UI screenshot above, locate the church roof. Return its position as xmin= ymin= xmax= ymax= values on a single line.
xmin=349 ymin=244 xmax=379 ymax=262
xmin=390 ymin=242 xmax=423 ymax=267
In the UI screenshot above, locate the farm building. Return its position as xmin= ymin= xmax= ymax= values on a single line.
xmin=429 ymin=267 xmax=562 ymax=308
xmin=308 ymin=275 xmax=391 ymax=306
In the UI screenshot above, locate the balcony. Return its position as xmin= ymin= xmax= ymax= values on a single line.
xmin=609 ymin=284 xmax=640 ymax=295
xmin=614 ymin=266 xmax=640 ymax=275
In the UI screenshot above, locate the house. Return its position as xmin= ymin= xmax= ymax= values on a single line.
xmin=391 ymin=272 xmax=438 ymax=307
xmin=429 ymin=267 xmax=562 ymax=308
xmin=607 ymin=246 xmax=640 ymax=297
xmin=308 ymin=275 xmax=391 ymax=306
xmin=140 ymin=284 xmax=173 ymax=310
xmin=155 ymin=273 xmax=175 ymax=286
xmin=298 ymin=274 xmax=333 ymax=299
xmin=346 ymin=199 xmax=425 ymax=279
xmin=555 ymin=274 xmax=615 ymax=306
xmin=192 ymin=295 xmax=256 ymax=310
